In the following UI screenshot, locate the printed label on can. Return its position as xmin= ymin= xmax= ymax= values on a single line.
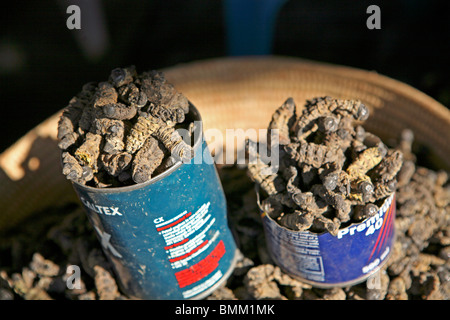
xmin=72 ymin=108 xmax=237 ymax=300
xmin=81 ymin=194 xmax=235 ymax=299
xmin=153 ymin=201 xmax=228 ymax=298
xmin=262 ymin=194 xmax=396 ymax=286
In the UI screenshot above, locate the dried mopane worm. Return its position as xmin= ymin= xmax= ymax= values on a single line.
xmin=74 ymin=133 xmax=102 ymax=170
xmin=57 ymin=66 xmax=193 ymax=187
xmin=101 ymin=152 xmax=132 ymax=177
xmin=249 ymin=96 xmax=403 ymax=234
xmin=267 ymin=97 xmax=296 ymax=146
xmin=140 ymin=70 xmax=189 ymax=124
xmin=152 ymin=125 xmax=194 ymax=163
xmin=125 ymin=112 xmax=162 ymax=154
xmin=293 ymin=96 xmax=369 ymax=138
xmin=57 ymin=83 xmax=97 ymax=150
xmin=102 ymin=103 xmax=137 ymax=121
xmin=131 ymin=136 xmax=165 ymax=184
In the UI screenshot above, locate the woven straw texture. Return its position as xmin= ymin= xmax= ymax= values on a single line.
xmin=0 ymin=56 xmax=449 ymax=232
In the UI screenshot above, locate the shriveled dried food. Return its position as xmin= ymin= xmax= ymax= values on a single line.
xmin=1 ymin=128 xmax=447 ymax=300
xmin=57 ymin=66 xmax=194 ymax=187
xmin=247 ymin=97 xmax=403 ymax=233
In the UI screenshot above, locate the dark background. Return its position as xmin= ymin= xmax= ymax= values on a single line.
xmin=1 ymin=0 xmax=449 ymax=153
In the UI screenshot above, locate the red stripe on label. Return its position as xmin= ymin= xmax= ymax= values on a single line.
xmin=174 ymin=240 xmax=226 ymax=288
xmin=156 ymin=212 xmax=192 ymax=232
xmin=368 ymin=196 xmax=395 ymax=261
xmin=169 ymin=240 xmax=209 ymax=263
xmin=164 ymin=238 xmax=189 ymax=250
xmin=379 ymin=198 xmax=396 ymax=255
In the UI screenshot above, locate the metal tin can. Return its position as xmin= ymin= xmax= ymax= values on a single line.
xmin=71 ymin=104 xmax=238 ymax=299
xmin=261 ymin=193 xmax=396 ymax=287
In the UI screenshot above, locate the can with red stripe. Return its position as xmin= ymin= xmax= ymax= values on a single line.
xmin=261 ymin=193 xmax=396 ymax=287
xmin=71 ymin=104 xmax=238 ymax=299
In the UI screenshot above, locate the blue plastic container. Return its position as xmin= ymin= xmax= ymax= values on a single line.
xmin=71 ymin=104 xmax=238 ymax=299
xmin=261 ymin=193 xmax=396 ymax=287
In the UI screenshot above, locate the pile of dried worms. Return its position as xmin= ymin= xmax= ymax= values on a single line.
xmin=57 ymin=66 xmax=193 ymax=187
xmin=0 ymin=96 xmax=448 ymax=300
xmin=247 ymin=97 xmax=403 ymax=235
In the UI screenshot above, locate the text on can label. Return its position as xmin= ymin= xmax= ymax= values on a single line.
xmin=337 ymin=194 xmax=393 ymax=239
xmin=80 ymin=197 xmax=123 ymax=216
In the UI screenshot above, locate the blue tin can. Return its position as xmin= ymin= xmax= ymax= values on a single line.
xmin=71 ymin=104 xmax=238 ymax=299
xmin=261 ymin=194 xmax=396 ymax=287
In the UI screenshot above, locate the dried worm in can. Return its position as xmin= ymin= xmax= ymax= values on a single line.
xmin=131 ymin=136 xmax=165 ymax=184
xmin=74 ymin=133 xmax=102 ymax=170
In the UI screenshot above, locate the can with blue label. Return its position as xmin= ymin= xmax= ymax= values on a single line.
xmin=261 ymin=193 xmax=396 ymax=287
xmin=71 ymin=104 xmax=238 ymax=299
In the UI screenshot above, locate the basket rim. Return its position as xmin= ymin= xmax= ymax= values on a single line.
xmin=2 ymin=55 xmax=449 ymax=162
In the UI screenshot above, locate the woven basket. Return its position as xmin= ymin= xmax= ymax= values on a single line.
xmin=1 ymin=56 xmax=449 ymax=232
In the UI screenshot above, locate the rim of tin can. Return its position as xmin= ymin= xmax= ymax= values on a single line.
xmin=69 ymin=101 xmax=203 ymax=193
xmin=256 ymin=185 xmax=395 ymax=236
